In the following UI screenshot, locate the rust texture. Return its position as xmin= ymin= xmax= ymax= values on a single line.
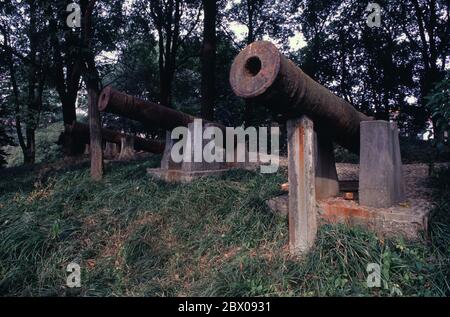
xmin=230 ymin=41 xmax=372 ymax=152
xmin=68 ymin=122 xmax=165 ymax=154
xmin=98 ymin=86 xmax=224 ymax=131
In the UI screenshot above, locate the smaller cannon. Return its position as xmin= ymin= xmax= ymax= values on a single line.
xmin=65 ymin=122 xmax=165 ymax=154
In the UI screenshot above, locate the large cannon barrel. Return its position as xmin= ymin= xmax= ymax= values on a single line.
xmin=229 ymin=41 xmax=371 ymax=152
xmin=67 ymin=122 xmax=165 ymax=154
xmin=98 ymin=86 xmax=224 ymax=131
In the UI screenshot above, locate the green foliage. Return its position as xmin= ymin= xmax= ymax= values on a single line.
xmin=0 ymin=124 xmax=14 ymax=169
xmin=295 ymin=0 xmax=447 ymax=136
xmin=426 ymin=75 xmax=450 ymax=147
xmin=334 ymin=139 xmax=450 ymax=164
xmin=0 ymin=159 xmax=448 ymax=296
xmin=400 ymin=138 xmax=450 ymax=163
xmin=334 ymin=145 xmax=359 ymax=164
xmin=5 ymin=122 xmax=63 ymax=167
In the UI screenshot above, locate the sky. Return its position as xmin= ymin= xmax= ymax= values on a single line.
xmin=229 ymin=21 xmax=307 ymax=51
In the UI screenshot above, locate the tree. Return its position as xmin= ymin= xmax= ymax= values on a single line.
xmin=45 ymin=1 xmax=82 ymax=128
xmin=224 ymin=0 xmax=294 ymax=125
xmin=0 ymin=105 xmax=14 ymax=168
xmin=132 ymin=0 xmax=202 ymax=107
xmin=79 ymin=0 xmax=103 ymax=180
xmin=225 ymin=0 xmax=293 ymax=47
xmin=0 ymin=0 xmax=50 ymax=164
xmin=389 ymin=0 xmax=449 ymax=137
xmin=426 ymin=74 xmax=450 ymax=146
xmin=200 ymin=0 xmax=217 ymax=120
xmin=44 ymin=0 xmax=124 ymax=156
xmin=293 ymin=0 xmax=448 ymax=137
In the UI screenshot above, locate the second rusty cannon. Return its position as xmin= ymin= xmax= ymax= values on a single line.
xmin=229 ymin=41 xmax=371 ymax=152
xmin=98 ymin=86 xmax=224 ymax=131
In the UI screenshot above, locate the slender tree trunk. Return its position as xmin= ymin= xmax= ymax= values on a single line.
xmin=3 ymin=31 xmax=27 ymax=158
xmin=23 ymin=129 xmax=36 ymax=165
xmin=88 ymin=88 xmax=103 ymax=180
xmin=200 ymin=0 xmax=217 ymax=120
xmin=22 ymin=0 xmax=40 ymax=165
xmin=62 ymin=99 xmax=77 ymax=126
xmin=81 ymin=0 xmax=103 ymax=180
xmin=160 ymin=70 xmax=172 ymax=106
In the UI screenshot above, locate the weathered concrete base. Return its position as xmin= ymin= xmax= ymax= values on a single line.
xmin=359 ymin=121 xmax=406 ymax=208
xmin=119 ymin=135 xmax=135 ymax=160
xmin=104 ymin=142 xmax=119 ymax=159
xmin=161 ymin=131 xmax=182 ymax=170
xmin=147 ymin=168 xmax=231 ymax=183
xmin=153 ymin=121 xmax=259 ymax=183
xmin=266 ymin=194 xmax=429 ymax=240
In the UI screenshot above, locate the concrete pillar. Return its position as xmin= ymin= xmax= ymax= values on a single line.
xmin=359 ymin=120 xmax=406 ymax=208
xmin=104 ymin=142 xmax=119 ymax=159
xmin=287 ymin=116 xmax=317 ymax=254
xmin=181 ymin=122 xmax=227 ymax=172
xmin=118 ymin=135 xmax=135 ymax=160
xmin=161 ymin=131 xmax=183 ymax=170
xmin=314 ymin=133 xmax=339 ymax=199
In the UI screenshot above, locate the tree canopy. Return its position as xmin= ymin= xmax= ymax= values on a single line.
xmin=0 ymin=0 xmax=448 ymax=165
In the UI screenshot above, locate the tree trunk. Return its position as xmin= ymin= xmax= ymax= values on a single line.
xmin=23 ymin=129 xmax=36 ymax=165
xmin=62 ymin=99 xmax=77 ymax=126
xmin=200 ymin=0 xmax=217 ymax=121
xmin=88 ymin=88 xmax=103 ymax=180
xmin=81 ymin=0 xmax=103 ymax=180
xmin=160 ymin=70 xmax=172 ymax=107
xmin=62 ymin=99 xmax=85 ymax=156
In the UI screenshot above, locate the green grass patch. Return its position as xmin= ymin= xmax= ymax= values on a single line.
xmin=0 ymin=157 xmax=448 ymax=296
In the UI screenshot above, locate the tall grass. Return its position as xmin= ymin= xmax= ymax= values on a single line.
xmin=0 ymin=157 xmax=448 ymax=296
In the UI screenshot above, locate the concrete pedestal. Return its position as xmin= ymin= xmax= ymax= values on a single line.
xmin=104 ymin=142 xmax=119 ymax=159
xmin=181 ymin=122 xmax=229 ymax=172
xmin=287 ymin=117 xmax=317 ymax=254
xmin=314 ymin=133 xmax=339 ymax=199
xmin=161 ymin=131 xmax=182 ymax=170
xmin=359 ymin=121 xmax=405 ymax=208
xmin=118 ymin=135 xmax=135 ymax=160
xmin=149 ymin=121 xmax=249 ymax=182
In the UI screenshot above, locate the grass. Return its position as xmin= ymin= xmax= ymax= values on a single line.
xmin=0 ymin=156 xmax=448 ymax=296
xmin=4 ymin=122 xmax=64 ymax=168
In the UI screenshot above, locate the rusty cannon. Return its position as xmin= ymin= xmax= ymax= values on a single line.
xmin=98 ymin=86 xmax=241 ymax=182
xmin=66 ymin=122 xmax=165 ymax=154
xmin=229 ymin=41 xmax=371 ymax=153
xmin=230 ymin=41 xmax=406 ymax=255
xmin=98 ymin=86 xmax=224 ymax=131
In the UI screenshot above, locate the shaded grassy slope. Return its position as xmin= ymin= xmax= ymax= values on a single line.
xmin=0 ymin=157 xmax=448 ymax=296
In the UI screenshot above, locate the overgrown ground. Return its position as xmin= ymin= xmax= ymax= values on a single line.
xmin=0 ymin=156 xmax=449 ymax=296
